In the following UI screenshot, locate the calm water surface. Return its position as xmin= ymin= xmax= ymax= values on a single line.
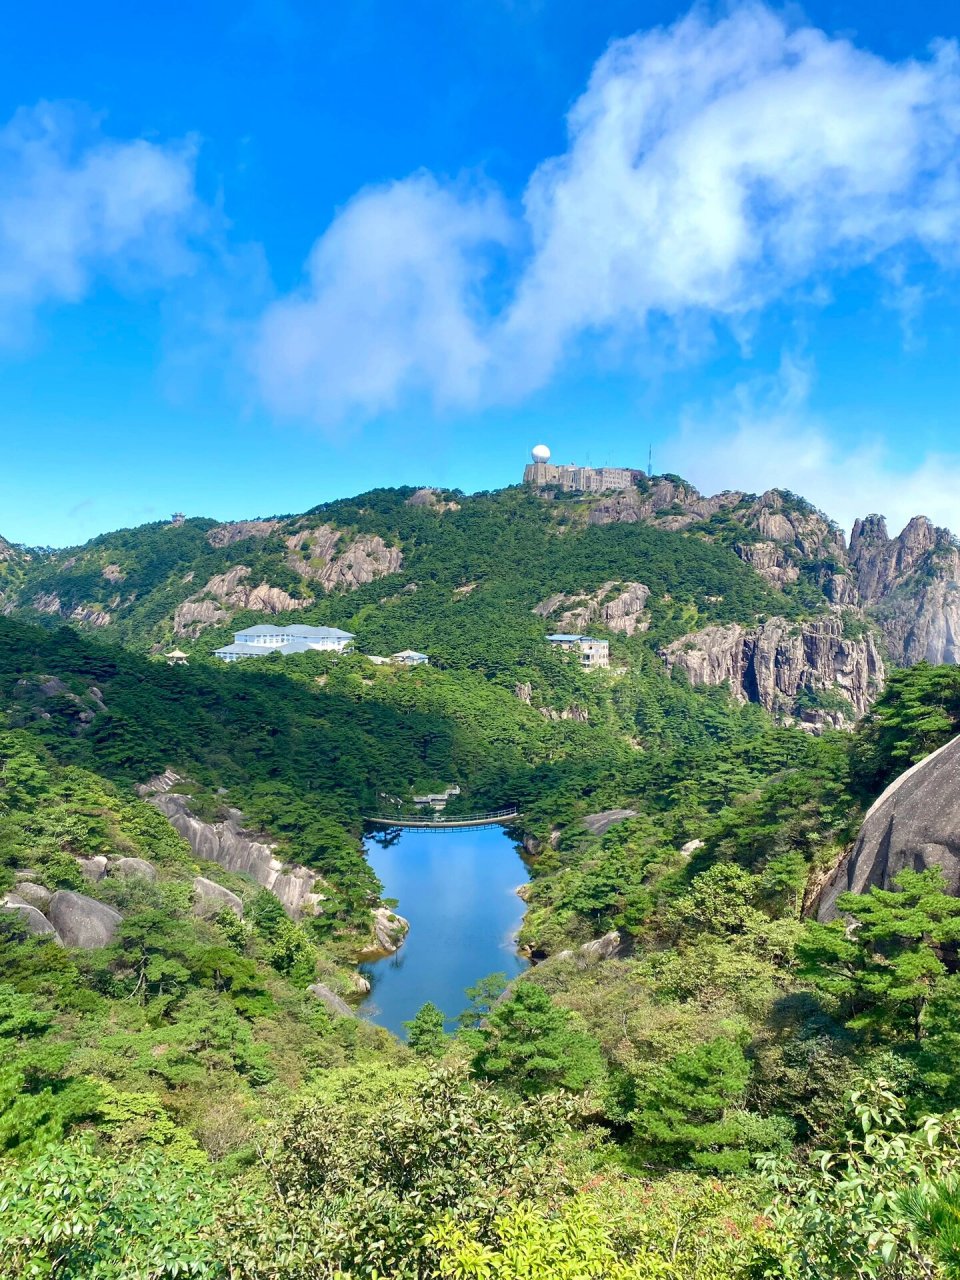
xmin=360 ymin=825 xmax=529 ymax=1036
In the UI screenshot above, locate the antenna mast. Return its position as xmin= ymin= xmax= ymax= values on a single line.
xmin=648 ymin=443 xmax=653 ymax=477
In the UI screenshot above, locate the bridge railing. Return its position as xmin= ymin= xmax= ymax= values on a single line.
xmin=364 ymin=806 xmax=519 ymax=827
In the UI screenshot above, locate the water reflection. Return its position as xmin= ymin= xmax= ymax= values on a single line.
xmin=360 ymin=825 xmax=529 ymax=1037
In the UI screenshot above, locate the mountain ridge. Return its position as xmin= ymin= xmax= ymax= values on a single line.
xmin=4 ymin=476 xmax=959 ymax=726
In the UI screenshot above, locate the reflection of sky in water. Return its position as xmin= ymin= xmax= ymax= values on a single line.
xmin=360 ymin=826 xmax=529 ymax=1037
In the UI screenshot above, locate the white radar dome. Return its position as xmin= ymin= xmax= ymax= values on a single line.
xmin=531 ymin=444 xmax=551 ymax=463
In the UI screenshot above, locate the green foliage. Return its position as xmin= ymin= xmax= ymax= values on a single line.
xmin=763 ymin=1081 xmax=960 ymax=1279
xmin=628 ymin=1034 xmax=793 ymax=1172
xmin=404 ymin=1001 xmax=448 ymax=1057
xmin=472 ymin=982 xmax=605 ymax=1097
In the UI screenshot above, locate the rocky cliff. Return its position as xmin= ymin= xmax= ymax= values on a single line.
xmin=662 ymin=614 xmax=884 ymax=724
xmin=534 ymin=581 xmax=650 ymax=636
xmin=285 ymin=525 xmax=403 ymax=591
xmin=850 ymin=515 xmax=960 ymax=665
xmin=817 ymin=735 xmax=960 ymax=919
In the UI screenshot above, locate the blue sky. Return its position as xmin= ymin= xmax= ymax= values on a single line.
xmin=1 ymin=0 xmax=959 ymax=547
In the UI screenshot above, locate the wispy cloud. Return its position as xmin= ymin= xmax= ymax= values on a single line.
xmin=0 ymin=102 xmax=202 ymax=345
xmin=666 ymin=353 xmax=960 ymax=538
xmin=251 ymin=3 xmax=960 ymax=423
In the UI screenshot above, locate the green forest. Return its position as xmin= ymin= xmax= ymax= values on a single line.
xmin=5 ymin=485 xmax=960 ymax=1278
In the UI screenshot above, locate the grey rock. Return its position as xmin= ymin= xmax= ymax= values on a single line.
xmin=371 ymin=906 xmax=409 ymax=954
xmin=307 ymin=983 xmax=355 ymax=1017
xmin=112 ymin=857 xmax=157 ymax=882
xmin=681 ymin=838 xmax=705 ymax=855
xmin=151 ymin=793 xmax=324 ymax=918
xmin=818 ymin=735 xmax=960 ymax=920
xmin=1 ymin=896 xmax=62 ymax=942
xmin=13 ymin=881 xmax=52 ymax=907
xmin=535 ymin=581 xmax=650 ymax=636
xmin=193 ymin=876 xmax=243 ymax=918
xmin=662 ymin=614 xmax=884 ymax=722
xmin=582 ymin=809 xmax=638 ymax=837
xmin=579 ymin=931 xmax=627 ymax=961
xmin=47 ymin=891 xmax=121 ymax=949
xmin=850 ymin=515 xmax=960 ymax=666
xmin=76 ymin=855 xmax=108 ymax=882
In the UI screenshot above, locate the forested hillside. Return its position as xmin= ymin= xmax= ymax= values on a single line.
xmin=6 ymin=481 xmax=960 ymax=1277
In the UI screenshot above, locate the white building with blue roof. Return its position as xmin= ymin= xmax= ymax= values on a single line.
xmin=215 ymin=624 xmax=355 ymax=662
xmin=546 ymin=633 xmax=609 ymax=670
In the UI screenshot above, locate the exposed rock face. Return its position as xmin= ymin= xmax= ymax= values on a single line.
xmin=113 ymin=857 xmax=157 ymax=881
xmin=850 ymin=515 xmax=960 ymax=666
xmin=744 ymin=491 xmax=845 ymax=560
xmin=149 ymin=793 xmax=326 ymax=918
xmin=817 ymin=736 xmax=960 ymax=920
xmin=174 ymin=566 xmax=308 ymax=637
xmin=286 ymin=525 xmax=404 ymax=592
xmin=734 ymin=541 xmax=800 ymax=588
xmin=582 ymin=809 xmax=638 ymax=837
xmin=851 ymin=515 xmax=938 ymax=604
xmin=662 ymin=615 xmax=884 ymax=721
xmin=535 ymin=582 xmax=650 ymax=636
xmin=77 ymin=856 xmax=108 ymax=882
xmin=101 ymin=564 xmax=125 ymax=583
xmin=307 ymin=983 xmax=355 ymax=1017
xmin=405 ymin=489 xmax=460 ymax=512
xmin=28 ymin=594 xmax=112 ymax=627
xmin=2 ymin=895 xmax=62 ymax=941
xmin=585 ymin=477 xmax=744 ymax=528
xmin=47 ymin=891 xmax=121 ymax=948
xmin=13 ymin=881 xmax=51 ymax=907
xmin=206 ymin=520 xmax=280 ymax=548
xmin=370 ymin=906 xmax=410 ymax=954
xmin=579 ymin=931 xmax=628 ymax=961
xmin=193 ymin=876 xmax=243 ymax=918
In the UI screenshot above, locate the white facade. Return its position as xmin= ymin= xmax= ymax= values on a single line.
xmin=215 ymin=624 xmax=354 ymax=662
xmin=546 ymin=633 xmax=610 ymax=670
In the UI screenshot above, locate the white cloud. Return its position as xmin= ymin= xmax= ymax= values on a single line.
xmin=251 ymin=3 xmax=960 ymax=422
xmin=252 ymin=175 xmax=511 ymax=422
xmin=667 ymin=353 xmax=960 ymax=538
xmin=0 ymin=103 xmax=201 ymax=344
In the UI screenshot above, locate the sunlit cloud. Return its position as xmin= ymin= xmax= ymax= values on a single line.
xmin=251 ymin=3 xmax=960 ymax=423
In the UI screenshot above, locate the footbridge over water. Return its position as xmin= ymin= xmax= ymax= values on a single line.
xmin=363 ymin=805 xmax=519 ymax=831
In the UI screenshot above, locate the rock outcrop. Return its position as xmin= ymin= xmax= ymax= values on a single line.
xmin=587 ymin=479 xmax=743 ymax=528
xmin=2 ymin=895 xmax=62 ymax=942
xmin=662 ymin=614 xmax=884 ymax=722
xmin=113 ymin=857 xmax=157 ymax=881
xmin=582 ymin=809 xmax=638 ymax=837
xmin=206 ymin=520 xmax=281 ymax=548
xmin=535 ymin=582 xmax=650 ymax=636
xmin=47 ymin=891 xmax=121 ymax=948
xmin=817 ymin=735 xmax=960 ymax=920
xmin=307 ymin=983 xmax=355 ymax=1017
xmin=734 ymin=541 xmax=800 ymax=588
xmin=193 ymin=876 xmax=243 ymax=918
xmin=369 ymin=906 xmax=410 ymax=955
xmin=286 ymin=526 xmax=403 ymax=592
xmin=174 ymin=567 xmax=308 ymax=637
xmin=850 ymin=515 xmax=960 ymax=666
xmin=149 ymin=792 xmax=326 ymax=918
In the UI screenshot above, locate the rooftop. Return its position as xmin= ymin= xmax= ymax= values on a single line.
xmin=233 ymin=623 xmax=355 ymax=640
xmin=546 ymin=633 xmax=603 ymax=644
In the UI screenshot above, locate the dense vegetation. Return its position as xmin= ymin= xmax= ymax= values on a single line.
xmin=6 ymin=487 xmax=960 ymax=1276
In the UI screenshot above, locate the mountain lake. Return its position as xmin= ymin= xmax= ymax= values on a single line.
xmin=360 ymin=825 xmax=529 ymax=1036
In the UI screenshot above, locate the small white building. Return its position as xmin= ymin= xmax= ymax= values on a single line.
xmin=546 ymin=633 xmax=610 ymax=670
xmin=215 ymin=624 xmax=355 ymax=663
xmin=392 ymin=649 xmax=429 ymax=666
